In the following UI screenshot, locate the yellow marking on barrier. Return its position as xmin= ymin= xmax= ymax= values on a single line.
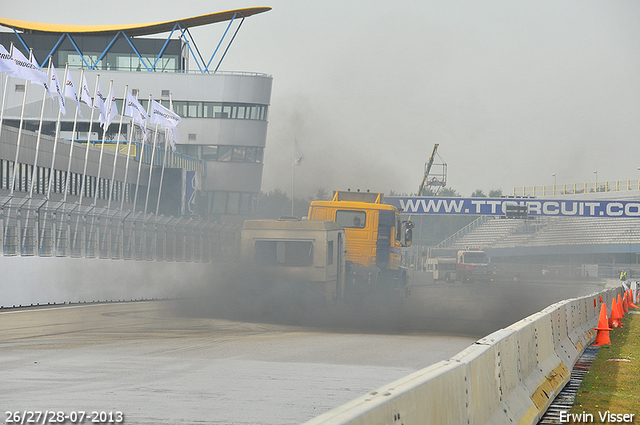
xmin=530 ymin=362 xmax=570 ymax=410
xmin=574 ymin=340 xmax=584 ymax=352
xmin=518 ymin=404 xmax=540 ymax=425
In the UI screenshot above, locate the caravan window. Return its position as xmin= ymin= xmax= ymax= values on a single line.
xmin=255 ymin=241 xmax=313 ymax=267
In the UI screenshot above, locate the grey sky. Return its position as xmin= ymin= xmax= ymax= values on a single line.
xmin=4 ymin=0 xmax=640 ymax=197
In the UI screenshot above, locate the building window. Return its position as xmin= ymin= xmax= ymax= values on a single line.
xmin=201 ymin=145 xmax=264 ymax=163
xmin=15 ymin=84 xmax=25 ymax=92
xmin=227 ymin=192 xmax=240 ymax=214
xmin=173 ymin=101 xmax=268 ymax=121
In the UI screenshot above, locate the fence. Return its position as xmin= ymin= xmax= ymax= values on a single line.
xmin=513 ymin=179 xmax=640 ymax=197
xmin=1 ymin=199 xmax=239 ymax=262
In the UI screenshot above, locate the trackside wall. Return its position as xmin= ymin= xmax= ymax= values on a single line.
xmin=303 ymin=286 xmax=623 ymax=425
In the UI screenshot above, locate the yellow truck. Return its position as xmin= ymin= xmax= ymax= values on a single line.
xmin=307 ymin=190 xmax=414 ymax=296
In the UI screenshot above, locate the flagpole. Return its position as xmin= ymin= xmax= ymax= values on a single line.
xmin=72 ymin=73 xmax=99 ymax=254
xmin=78 ymin=73 xmax=99 ymax=207
xmin=120 ymin=91 xmax=140 ymax=211
xmin=107 ymin=84 xmax=128 ymax=210
xmin=291 ymin=135 xmax=295 ymax=216
xmin=155 ymin=94 xmax=174 ymax=216
xmin=45 ymin=63 xmax=70 ymax=255
xmin=133 ymin=94 xmax=152 ymax=212
xmin=45 ymin=63 xmax=69 ymax=199
xmin=144 ymin=123 xmax=160 ymax=215
xmin=92 ymin=79 xmax=114 ymax=207
xmin=0 ymin=42 xmax=13 ymax=140
xmin=62 ymin=67 xmax=84 ymax=204
xmin=155 ymin=128 xmax=168 ymax=216
xmin=28 ymin=57 xmax=52 ymax=199
xmin=9 ymin=49 xmax=35 ymax=197
xmin=21 ymin=58 xmax=52 ymax=252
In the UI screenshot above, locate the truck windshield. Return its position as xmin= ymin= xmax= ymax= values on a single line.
xmin=463 ymin=252 xmax=488 ymax=263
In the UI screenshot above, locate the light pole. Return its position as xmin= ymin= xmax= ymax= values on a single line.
xmin=594 ymin=170 xmax=598 ymax=192
xmin=552 ymin=173 xmax=556 ymax=195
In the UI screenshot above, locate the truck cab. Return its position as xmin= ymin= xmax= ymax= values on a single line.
xmin=307 ymin=190 xmax=413 ymax=292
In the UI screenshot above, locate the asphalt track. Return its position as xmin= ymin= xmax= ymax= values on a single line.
xmin=0 ymin=277 xmax=605 ymax=424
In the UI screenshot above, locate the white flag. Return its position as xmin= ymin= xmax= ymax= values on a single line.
xmin=166 ymin=127 xmax=179 ymax=152
xmin=105 ymin=92 xmax=118 ymax=129
xmin=95 ymin=80 xmax=106 ymax=123
xmin=96 ymin=81 xmax=116 ymax=128
xmin=79 ymin=74 xmax=92 ymax=108
xmin=64 ymin=71 xmax=82 ymax=117
xmin=11 ymin=48 xmax=48 ymax=85
xmin=49 ymin=63 xmax=66 ymax=115
xmin=149 ymin=99 xmax=182 ymax=128
xmin=125 ymin=91 xmax=148 ymax=140
xmin=293 ymin=138 xmax=304 ymax=166
xmin=0 ymin=44 xmax=18 ymax=76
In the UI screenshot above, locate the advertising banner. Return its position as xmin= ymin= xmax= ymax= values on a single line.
xmin=385 ymin=197 xmax=640 ymax=218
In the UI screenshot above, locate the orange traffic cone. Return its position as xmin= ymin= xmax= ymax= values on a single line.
xmin=609 ymin=298 xmax=622 ymax=328
xmin=623 ymin=292 xmax=629 ymax=314
xmin=593 ymin=303 xmax=612 ymax=346
xmin=629 ymin=290 xmax=639 ymax=309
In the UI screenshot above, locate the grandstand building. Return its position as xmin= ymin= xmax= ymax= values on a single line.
xmin=0 ymin=8 xmax=272 ymax=223
xmin=434 ymin=191 xmax=640 ymax=278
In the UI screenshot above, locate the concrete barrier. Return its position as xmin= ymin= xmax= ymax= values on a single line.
xmin=304 ymin=287 xmax=623 ymax=425
xmin=0 ymin=256 xmax=218 ymax=307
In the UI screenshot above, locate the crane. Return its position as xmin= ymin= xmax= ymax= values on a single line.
xmin=418 ymin=144 xmax=447 ymax=196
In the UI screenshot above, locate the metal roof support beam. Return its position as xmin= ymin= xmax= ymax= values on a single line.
xmin=214 ymin=17 xmax=244 ymax=73
xmin=205 ymin=12 xmax=236 ymax=73
xmin=175 ymin=24 xmax=204 ymax=73
xmin=65 ymin=34 xmax=93 ymax=70
xmin=150 ymin=24 xmax=179 ymax=72
xmin=11 ymin=28 xmax=31 ymax=59
xmin=120 ymin=32 xmax=152 ymax=71
xmin=92 ymin=31 xmax=124 ymax=70
xmin=40 ymin=33 xmax=66 ymax=68
xmin=184 ymin=28 xmax=206 ymax=72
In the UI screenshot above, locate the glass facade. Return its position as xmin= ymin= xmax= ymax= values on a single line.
xmin=200 ymin=190 xmax=258 ymax=219
xmin=0 ymin=33 xmax=185 ymax=72
xmin=172 ymin=101 xmax=268 ymax=121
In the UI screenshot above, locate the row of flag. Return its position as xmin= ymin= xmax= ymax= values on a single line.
xmin=0 ymin=43 xmax=182 ymax=150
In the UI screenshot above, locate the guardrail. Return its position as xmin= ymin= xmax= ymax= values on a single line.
xmin=433 ymin=215 xmax=488 ymax=249
xmin=304 ymin=286 xmax=623 ymax=425
xmin=1 ymin=200 xmax=239 ymax=262
xmin=513 ymin=180 xmax=640 ymax=197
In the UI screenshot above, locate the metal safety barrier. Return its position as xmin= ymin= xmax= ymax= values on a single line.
xmin=1 ymin=200 xmax=239 ymax=262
